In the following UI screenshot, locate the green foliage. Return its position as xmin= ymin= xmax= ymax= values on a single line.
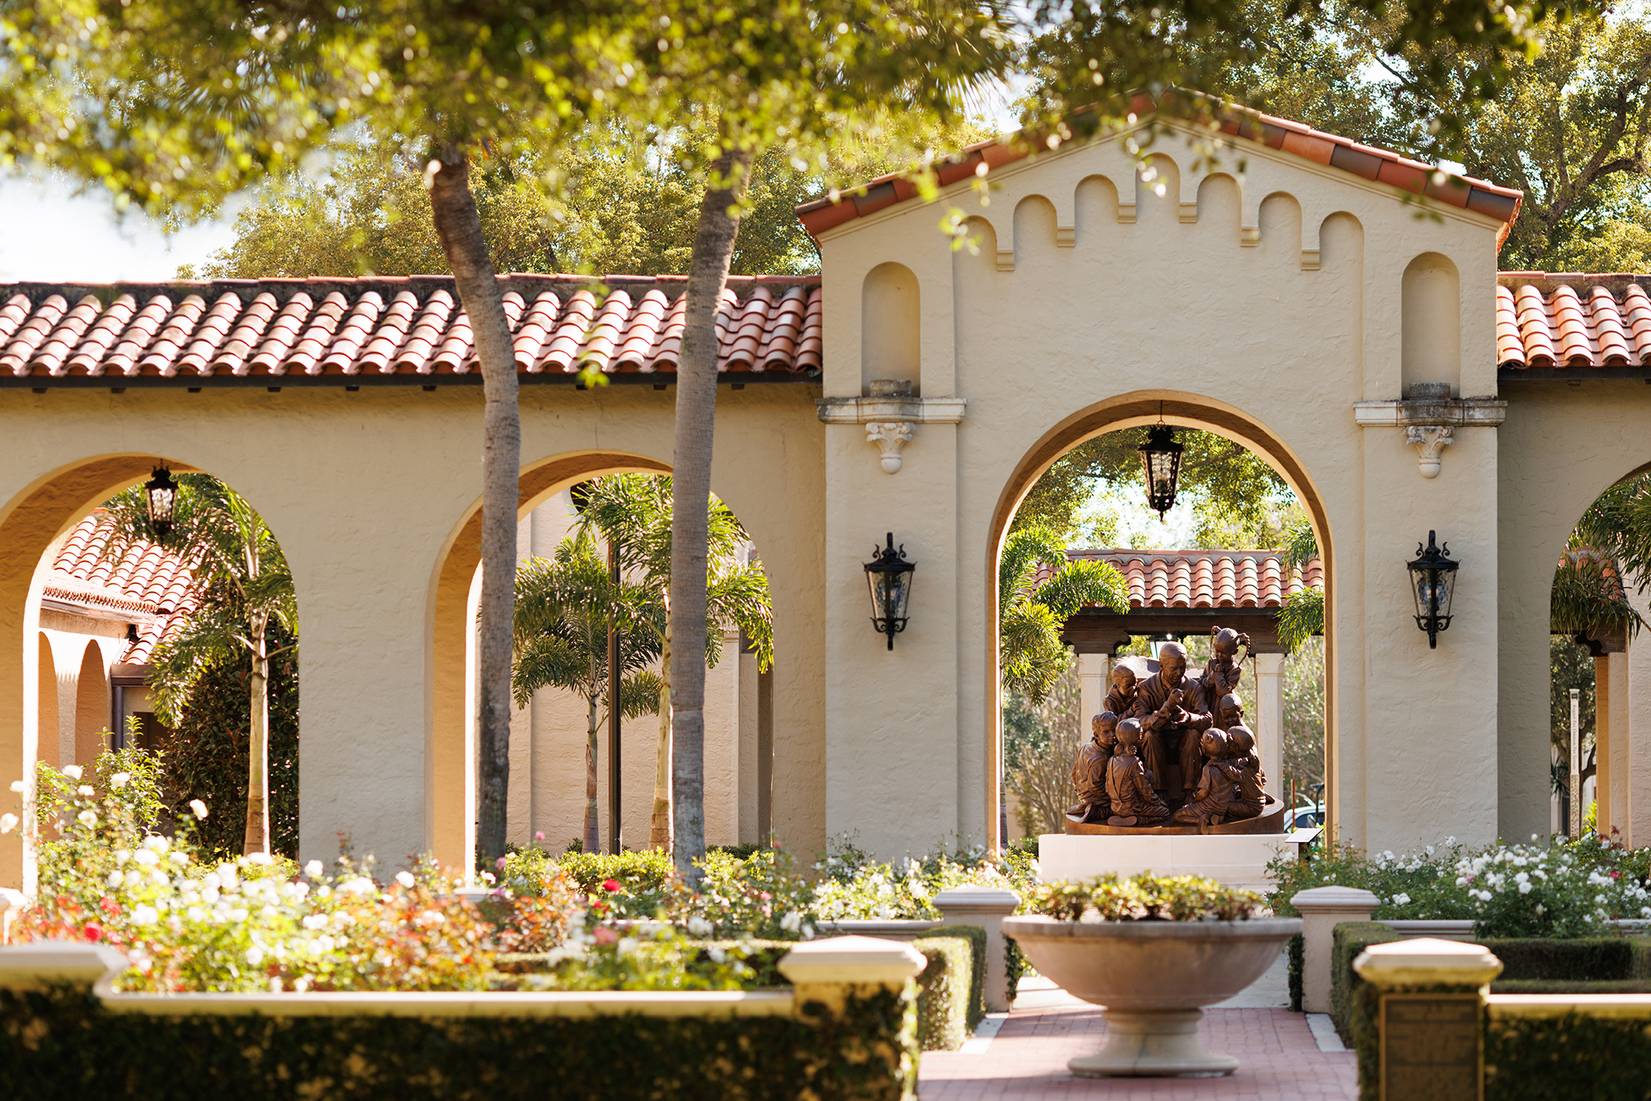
xmin=1485 ymin=1012 xmax=1651 ymax=1101
xmin=1282 ymin=635 xmax=1327 ymax=803
xmin=1330 ymin=921 xmax=1402 ymax=1047
xmin=1025 ymin=873 xmax=1268 ymax=922
xmin=1287 ymin=932 xmax=1304 ymax=1011
xmin=1481 ymin=936 xmax=1651 ymax=982
xmin=810 ymin=844 xmax=1037 ymax=922
xmin=1005 ymin=661 xmax=1084 ymax=838
xmin=0 ymin=984 xmax=919 ymax=1101
xmin=1551 ymin=635 xmax=1596 ymax=762
xmin=1277 ymin=588 xmax=1325 ymax=656
xmin=911 ymin=936 xmax=973 ymax=1051
xmin=998 ymin=525 xmax=1127 ymax=703
xmin=1551 ymin=549 xmax=1642 ymax=642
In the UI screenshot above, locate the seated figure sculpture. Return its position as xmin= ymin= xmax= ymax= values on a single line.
xmin=1104 ymin=663 xmax=1138 ymax=717
xmin=1199 ymin=627 xmax=1251 ymax=713
xmin=1172 ymin=729 xmax=1239 ymax=826
xmin=1066 ymin=712 xmax=1117 ymax=823
xmin=1105 ymin=718 xmax=1170 ymax=827
xmin=1224 ymin=725 xmax=1273 ymax=821
xmin=1130 ymin=641 xmax=1212 ymax=803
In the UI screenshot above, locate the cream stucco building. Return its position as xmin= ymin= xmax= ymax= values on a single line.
xmin=4 ymin=103 xmax=1651 ymax=890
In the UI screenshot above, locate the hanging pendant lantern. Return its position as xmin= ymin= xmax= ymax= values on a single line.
xmin=1139 ymin=424 xmax=1183 ymax=521
xmin=145 ymin=466 xmax=178 ymax=540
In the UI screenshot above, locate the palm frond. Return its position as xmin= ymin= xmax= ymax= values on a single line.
xmin=1552 ymin=551 xmax=1643 ymax=641
xmin=999 ymin=600 xmax=1069 ymax=703
xmin=1276 ymin=587 xmax=1324 ymax=655
xmin=998 ymin=525 xmax=1067 ymax=613
xmin=1283 ymin=519 xmax=1319 ymax=569
xmin=1033 ymin=559 xmax=1128 ymax=619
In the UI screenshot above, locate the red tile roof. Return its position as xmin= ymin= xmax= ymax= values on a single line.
xmin=43 ymin=511 xmax=197 ymax=665
xmin=798 ymin=93 xmax=1523 ymax=244
xmin=0 ymin=275 xmax=821 ymax=386
xmin=1069 ymin=548 xmax=1323 ymax=611
xmin=1496 ymin=274 xmax=1651 ymax=371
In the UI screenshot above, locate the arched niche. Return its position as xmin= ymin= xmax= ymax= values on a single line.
xmin=73 ymin=640 xmax=107 ymax=764
xmin=860 ymin=261 xmax=921 ymax=395
xmin=1402 ymin=252 xmax=1462 ymax=396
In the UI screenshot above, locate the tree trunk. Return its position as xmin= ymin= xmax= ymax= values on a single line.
xmin=584 ymin=692 xmax=600 ymax=853
xmin=650 ymin=614 xmax=672 ymax=849
xmin=430 ymin=149 xmax=521 ymax=870
xmin=244 ymin=608 xmax=271 ymax=855
xmin=669 ymin=148 xmax=751 ymax=883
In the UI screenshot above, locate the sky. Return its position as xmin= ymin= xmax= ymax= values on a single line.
xmin=0 ymin=171 xmax=237 ymax=282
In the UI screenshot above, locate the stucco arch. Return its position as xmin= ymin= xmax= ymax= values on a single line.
xmin=72 ymin=639 xmax=108 ymax=764
xmin=983 ymin=390 xmax=1336 ymax=846
xmin=35 ymin=634 xmax=59 ymax=769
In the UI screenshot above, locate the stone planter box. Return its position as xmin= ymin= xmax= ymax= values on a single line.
xmin=813 ymin=919 xmax=942 ymax=938
xmin=1003 ymin=916 xmax=1301 ymax=1077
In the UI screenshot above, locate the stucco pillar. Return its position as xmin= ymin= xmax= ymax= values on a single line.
xmin=1627 ymin=583 xmax=1651 ymax=847
xmin=1607 ymin=650 xmax=1630 ymax=836
xmin=1077 ymin=651 xmax=1110 ymax=725
xmin=1292 ymin=885 xmax=1377 ymax=1014
xmin=1253 ymin=651 xmax=1286 ymax=809
xmin=1595 ymin=654 xmax=1614 ymax=833
xmin=737 ymin=648 xmax=760 ymax=845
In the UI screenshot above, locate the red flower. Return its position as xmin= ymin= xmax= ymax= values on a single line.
xmin=99 ymin=896 xmax=121 ymax=916
xmin=1611 ymin=870 xmax=1623 ymax=880
xmin=82 ymin=923 xmax=102 ymax=942
xmin=601 ymin=878 xmax=622 ymax=893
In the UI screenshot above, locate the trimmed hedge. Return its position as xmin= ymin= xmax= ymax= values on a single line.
xmin=912 ymin=936 xmax=972 ymax=1051
xmin=933 ymin=924 xmax=987 ymax=1030
xmin=1487 ymin=1013 xmax=1651 ymax=1101
xmin=1287 ymin=932 xmax=1304 ymax=1012
xmin=1481 ymin=936 xmax=1651 ymax=983
xmin=1331 ymin=921 xmax=1402 ymax=1044
xmin=0 ymin=985 xmax=919 ymax=1101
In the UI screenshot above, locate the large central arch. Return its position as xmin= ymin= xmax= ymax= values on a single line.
xmin=983 ymin=391 xmax=1336 ymax=848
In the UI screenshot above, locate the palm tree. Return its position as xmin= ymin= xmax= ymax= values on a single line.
xmin=101 ymin=475 xmax=297 ymax=855
xmin=512 ymin=530 xmax=665 ymax=851
xmin=572 ymin=474 xmax=774 ymax=852
xmin=998 ymin=525 xmax=1128 ymax=702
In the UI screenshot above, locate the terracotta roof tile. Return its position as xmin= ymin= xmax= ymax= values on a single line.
xmin=1063 ymin=548 xmax=1323 ymax=611
xmin=0 ymin=276 xmax=822 ymax=386
xmin=42 ymin=511 xmax=199 ymax=665
xmin=1497 ymin=275 xmax=1651 ymax=370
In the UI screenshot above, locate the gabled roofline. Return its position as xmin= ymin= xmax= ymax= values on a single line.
xmin=797 ymin=91 xmax=1523 ymax=248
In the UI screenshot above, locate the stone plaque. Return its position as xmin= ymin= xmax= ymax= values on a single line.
xmin=1379 ymin=993 xmax=1482 ymax=1101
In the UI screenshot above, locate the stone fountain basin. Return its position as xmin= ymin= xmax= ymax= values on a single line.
xmin=1002 ymin=915 xmax=1302 ymax=1076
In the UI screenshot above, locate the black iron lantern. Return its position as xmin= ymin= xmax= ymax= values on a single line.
xmin=145 ymin=466 xmax=178 ymax=540
xmin=1407 ymin=530 xmax=1458 ymax=649
xmin=864 ymin=532 xmax=916 ymax=651
xmin=1139 ymin=424 xmax=1183 ymax=521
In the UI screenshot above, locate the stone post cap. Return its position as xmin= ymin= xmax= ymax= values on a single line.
xmin=1290 ymin=885 xmax=1380 ymax=913
xmin=1354 ymin=937 xmax=1502 ymax=987
xmin=933 ymin=886 xmax=1020 ymax=913
xmin=0 ymin=941 xmax=128 ymax=991
xmin=778 ymin=935 xmax=925 ymax=987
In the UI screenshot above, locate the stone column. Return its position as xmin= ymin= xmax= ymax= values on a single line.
xmin=1597 ymin=653 xmax=1614 ymax=832
xmin=1291 ymin=885 xmax=1377 ymax=1014
xmin=1353 ymin=938 xmax=1502 ymax=1101
xmin=1608 ymin=650 xmax=1631 ymax=836
xmin=1254 ymin=651 xmax=1286 ymax=810
xmin=933 ymin=886 xmax=1021 ymax=1011
xmin=1627 ymin=581 xmax=1651 ymax=847
xmin=1077 ymin=651 xmax=1110 ymax=726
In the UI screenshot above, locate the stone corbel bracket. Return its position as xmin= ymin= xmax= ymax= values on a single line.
xmin=817 ymin=394 xmax=968 ymax=474
xmin=1353 ymin=396 xmax=1507 ymax=479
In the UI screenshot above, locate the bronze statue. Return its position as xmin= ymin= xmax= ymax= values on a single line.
xmin=1130 ymin=641 xmax=1212 ymax=803
xmin=1172 ymin=729 xmax=1238 ymax=826
xmin=1067 ymin=712 xmax=1117 ymax=823
xmin=1064 ymin=627 xmax=1281 ymax=834
xmin=1105 ymin=718 xmax=1170 ymax=827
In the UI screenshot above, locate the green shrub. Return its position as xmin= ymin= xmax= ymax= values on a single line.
xmin=911 ymin=936 xmax=972 ymax=1051
xmin=1287 ymin=932 xmax=1304 ymax=1012
xmin=1486 ymin=1012 xmax=1651 ymax=1101
xmin=927 ymin=925 xmax=986 ymax=1029
xmin=1481 ymin=936 xmax=1651 ymax=982
xmin=548 ymin=849 xmax=675 ymax=898
xmin=0 ymin=984 xmax=920 ymax=1101
xmin=1005 ymin=938 xmax=1027 ymax=1003
xmin=1026 ymin=873 xmax=1267 ymax=921
xmin=1491 ymin=978 xmax=1651 ymax=994
xmin=1330 ymin=921 xmax=1401 ymax=1044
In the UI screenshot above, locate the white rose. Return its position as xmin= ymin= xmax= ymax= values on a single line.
xmin=245 ymin=945 xmax=265 ymax=966
xmin=302 ymin=913 xmax=328 ymax=931
xmin=0 ymin=813 xmax=17 ymax=835
xmin=133 ymin=848 xmax=159 ymax=867
xmin=395 ymin=870 xmax=416 ymax=889
xmin=8 ymin=780 xmax=23 ymax=794
xmin=143 ymin=835 xmax=168 ymax=853
xmin=244 ymin=851 xmax=272 ymax=866
xmin=106 ymin=870 xmax=123 ymax=887
xmin=304 ymin=860 xmax=324 ymax=880
xmin=109 ymin=772 xmax=130 ymax=789
xmin=131 ymin=904 xmax=158 ymax=925
xmin=76 ymin=785 xmax=94 ymax=798
xmin=189 ymin=799 xmax=209 ymax=820
xmin=76 ymin=810 xmax=97 ymax=828
xmin=61 ymin=765 xmax=82 ymax=781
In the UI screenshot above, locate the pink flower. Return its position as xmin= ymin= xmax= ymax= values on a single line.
xmin=592 ymin=926 xmax=618 ymax=946
xmin=534 ymin=831 xmax=546 ymax=843
xmin=82 ymin=923 xmax=103 ymax=942
xmin=495 ymin=857 xmax=507 ymax=871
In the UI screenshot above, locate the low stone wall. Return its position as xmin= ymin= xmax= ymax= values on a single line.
xmin=0 ymin=937 xmax=925 ymax=1101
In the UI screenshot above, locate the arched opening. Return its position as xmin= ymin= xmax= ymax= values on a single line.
xmin=984 ymin=392 xmax=1334 ymax=850
xmin=1546 ymin=462 xmax=1651 ymax=842
xmin=427 ymin=452 xmax=778 ymax=872
xmin=72 ymin=641 xmax=108 ymax=764
xmin=1 ymin=455 xmax=302 ymax=890
xmin=35 ymin=634 xmax=59 ymax=769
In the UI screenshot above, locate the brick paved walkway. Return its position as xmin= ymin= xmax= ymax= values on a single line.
xmin=919 ymin=977 xmax=1357 ymax=1100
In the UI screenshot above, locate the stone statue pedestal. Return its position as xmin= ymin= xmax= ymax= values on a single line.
xmin=1037 ymin=825 xmax=1320 ymax=892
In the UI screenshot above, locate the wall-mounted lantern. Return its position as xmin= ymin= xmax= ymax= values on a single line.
xmin=1139 ymin=423 xmax=1183 ymax=521
xmin=1407 ymin=530 xmax=1458 ymax=648
xmin=864 ymin=532 xmax=916 ymax=651
xmin=145 ymin=466 xmax=178 ymax=540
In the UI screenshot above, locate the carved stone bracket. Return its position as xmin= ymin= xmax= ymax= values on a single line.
xmin=865 ymin=421 xmax=915 ymax=474
xmin=1353 ymin=394 xmax=1506 ymax=480
xmin=1404 ymin=425 xmax=1454 ymax=478
xmin=817 ymin=382 xmax=967 ymax=476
